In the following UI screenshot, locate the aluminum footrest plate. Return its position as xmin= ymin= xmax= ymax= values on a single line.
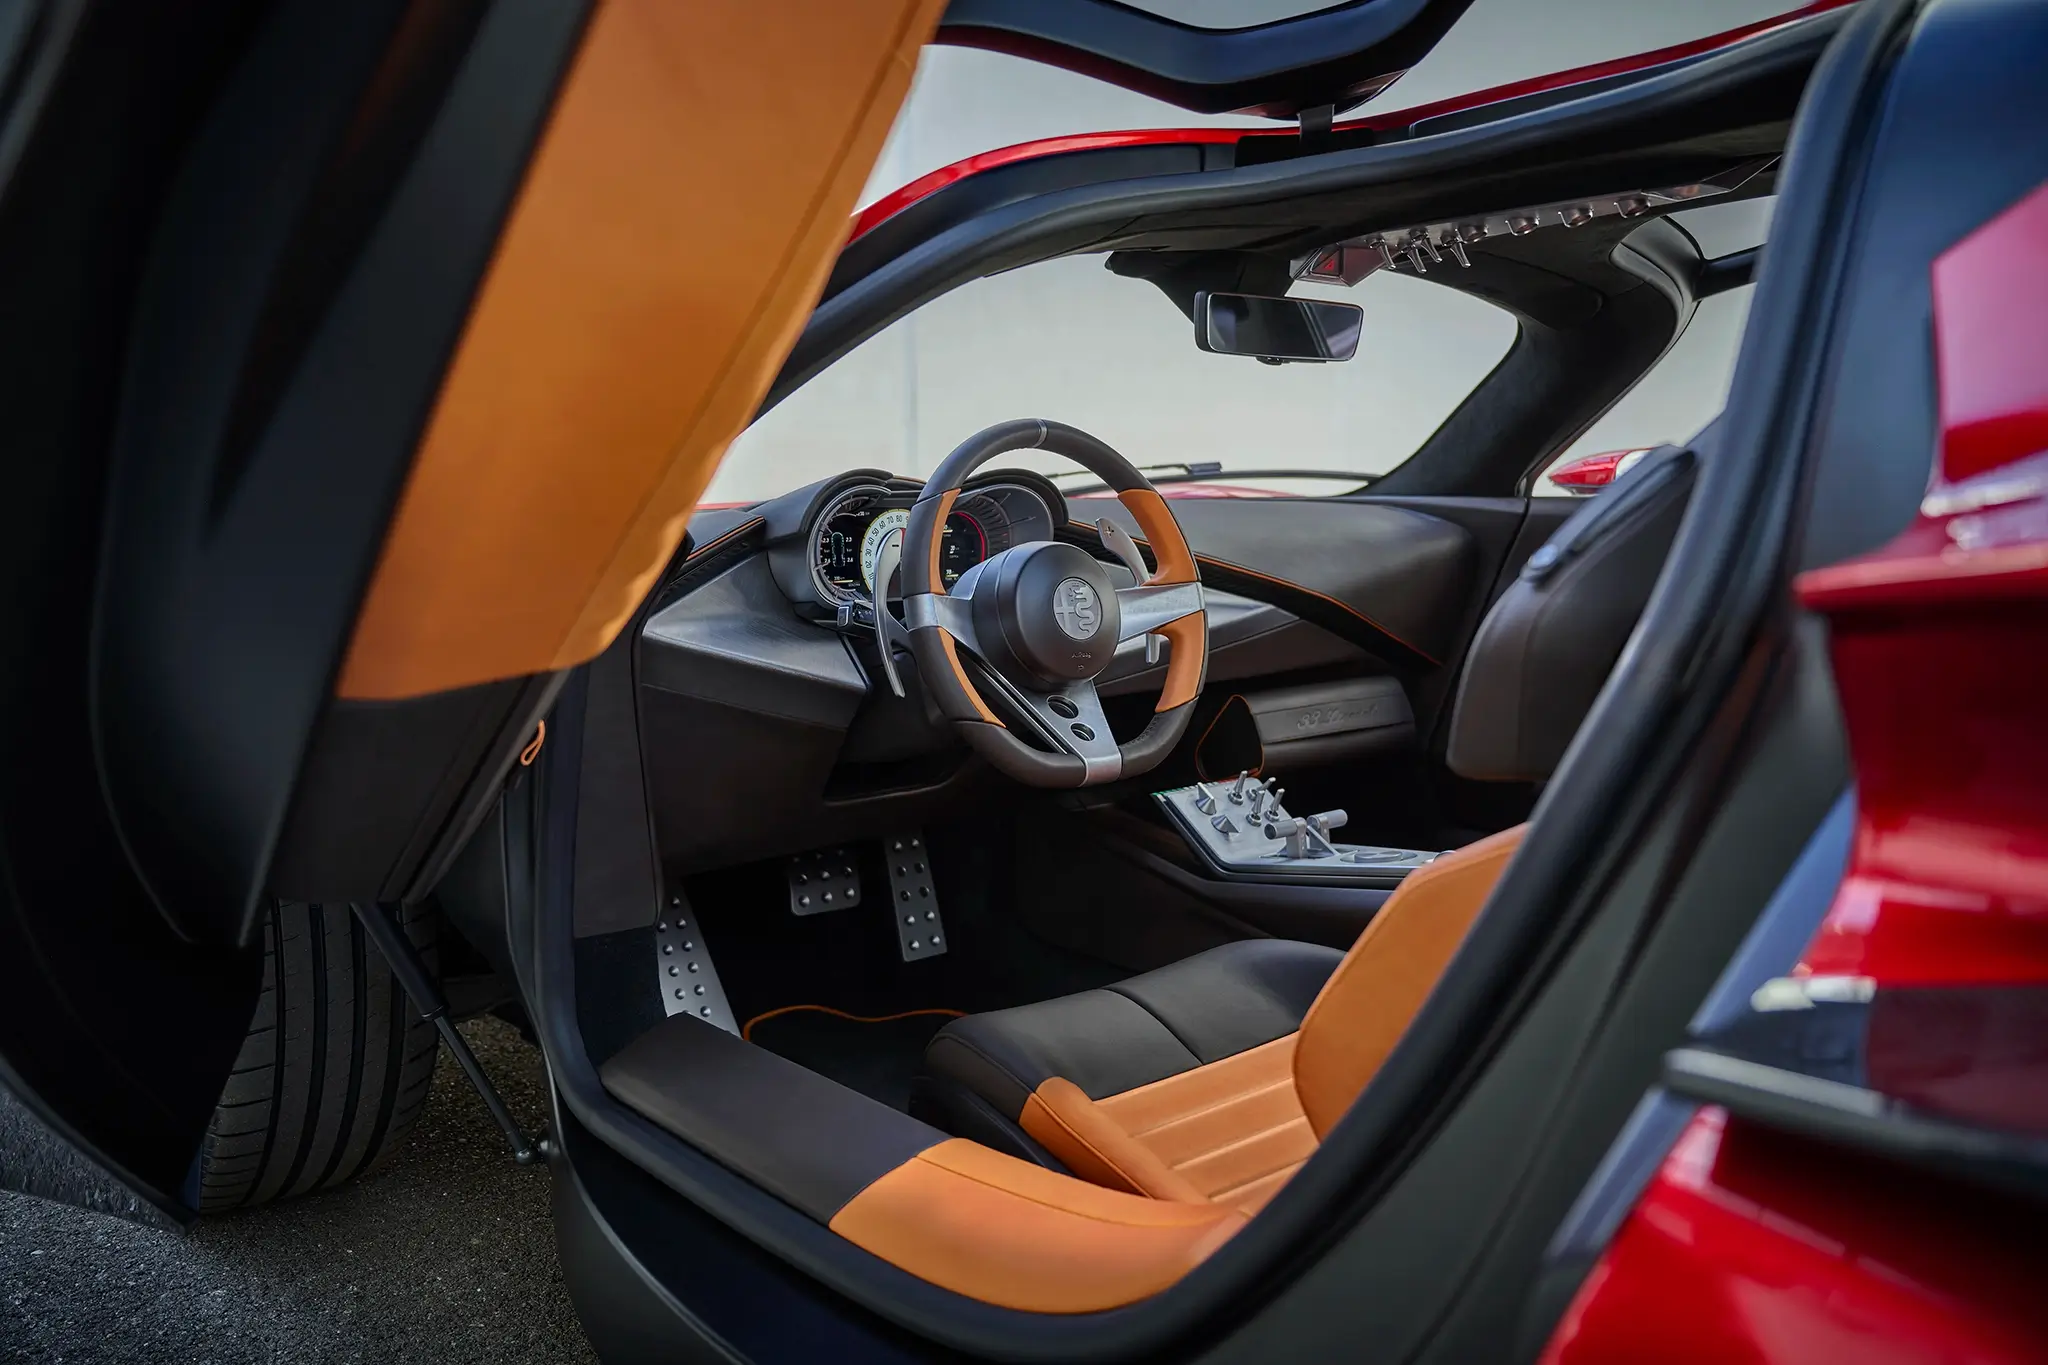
xmin=655 ymin=889 xmax=738 ymax=1034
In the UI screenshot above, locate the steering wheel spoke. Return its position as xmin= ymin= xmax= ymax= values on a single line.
xmin=903 ymin=588 xmax=980 ymax=657
xmin=1115 ymin=581 xmax=1204 ymax=643
xmin=968 ymin=669 xmax=1122 ymax=784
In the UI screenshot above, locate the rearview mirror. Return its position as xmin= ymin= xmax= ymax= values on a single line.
xmin=1193 ymin=291 xmax=1362 ymax=363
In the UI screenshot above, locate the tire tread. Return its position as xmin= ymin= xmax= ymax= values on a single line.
xmin=192 ymin=901 xmax=440 ymax=1213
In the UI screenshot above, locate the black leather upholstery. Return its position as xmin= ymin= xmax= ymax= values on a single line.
xmin=1111 ymin=935 xmax=1339 ymax=1063
xmin=912 ymin=940 xmax=1342 ymax=1162
xmin=603 ymin=1012 xmax=943 ymax=1222
xmin=1446 ymin=441 xmax=1700 ymax=782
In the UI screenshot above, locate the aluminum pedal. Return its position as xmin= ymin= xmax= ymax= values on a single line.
xmin=655 ymin=889 xmax=737 ymax=1034
xmin=882 ymin=832 xmax=946 ymax=961
xmin=786 ymin=846 xmax=862 ymax=916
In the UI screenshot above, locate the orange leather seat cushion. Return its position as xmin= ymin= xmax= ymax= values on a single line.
xmin=1020 ymin=1035 xmax=1315 ymax=1214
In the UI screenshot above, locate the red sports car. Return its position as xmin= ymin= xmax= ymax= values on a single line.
xmin=1 ymin=0 xmax=2043 ymax=1360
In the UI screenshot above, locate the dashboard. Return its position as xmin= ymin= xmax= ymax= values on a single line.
xmin=807 ymin=481 xmax=1061 ymax=606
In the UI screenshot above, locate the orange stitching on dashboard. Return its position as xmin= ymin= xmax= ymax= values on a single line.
xmin=684 ymin=516 xmax=766 ymax=562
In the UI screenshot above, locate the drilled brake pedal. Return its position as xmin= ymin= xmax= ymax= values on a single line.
xmin=786 ymin=846 xmax=861 ymax=916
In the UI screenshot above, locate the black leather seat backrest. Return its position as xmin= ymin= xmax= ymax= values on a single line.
xmin=1446 ymin=441 xmax=1701 ymax=782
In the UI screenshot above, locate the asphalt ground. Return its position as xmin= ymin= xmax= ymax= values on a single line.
xmin=0 ymin=1017 xmax=596 ymax=1364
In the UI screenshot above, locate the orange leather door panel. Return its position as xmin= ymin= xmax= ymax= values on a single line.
xmin=339 ymin=0 xmax=946 ymax=699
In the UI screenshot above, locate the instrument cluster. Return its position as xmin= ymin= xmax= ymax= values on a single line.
xmin=809 ymin=482 xmax=1058 ymax=606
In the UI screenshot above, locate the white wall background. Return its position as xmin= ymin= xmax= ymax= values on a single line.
xmin=710 ymin=0 xmax=1788 ymax=503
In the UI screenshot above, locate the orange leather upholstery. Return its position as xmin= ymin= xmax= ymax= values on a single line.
xmin=850 ymin=822 xmax=1523 ymax=1315
xmin=337 ymin=0 xmax=948 ymax=699
xmin=1100 ymin=1034 xmax=1315 ymax=1213
xmin=1118 ymin=488 xmax=1207 ymax=710
xmin=604 ymin=822 xmax=1522 ymax=1313
xmin=1022 ymin=1077 xmax=1210 ymax=1203
xmin=1021 ymin=1035 xmax=1314 ymax=1214
xmin=621 ymin=823 xmax=1526 ymax=1314
xmin=1293 ymin=824 xmax=1526 ymax=1136
xmin=827 ymin=1138 xmax=1246 ymax=1313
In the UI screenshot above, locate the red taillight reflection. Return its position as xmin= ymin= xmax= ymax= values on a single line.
xmin=1548 ymin=448 xmax=1652 ymax=493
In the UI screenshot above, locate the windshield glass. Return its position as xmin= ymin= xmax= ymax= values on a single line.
xmin=709 ymin=254 xmax=1515 ymax=504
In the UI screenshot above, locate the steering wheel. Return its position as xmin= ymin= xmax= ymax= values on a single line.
xmin=901 ymin=419 xmax=1208 ymax=787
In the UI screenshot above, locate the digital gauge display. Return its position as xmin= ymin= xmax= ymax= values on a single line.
xmin=859 ymin=509 xmax=911 ymax=592
xmin=810 ymin=486 xmax=1004 ymax=604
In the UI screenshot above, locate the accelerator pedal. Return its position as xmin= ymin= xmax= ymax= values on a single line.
xmin=882 ymin=832 xmax=946 ymax=962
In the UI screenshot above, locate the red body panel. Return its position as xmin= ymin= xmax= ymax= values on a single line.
xmin=1927 ymin=182 xmax=2048 ymax=487
xmin=1795 ymin=179 xmax=2048 ymax=989
xmin=1539 ymin=177 xmax=2048 ymax=1365
xmin=1068 ymin=482 xmax=1292 ymax=499
xmin=849 ymin=1 xmax=1861 ymax=243
xmin=1541 ymin=1110 xmax=2048 ymax=1365
xmin=849 ymin=129 xmax=1245 ymax=242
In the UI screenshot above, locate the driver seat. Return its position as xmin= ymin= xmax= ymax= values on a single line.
xmin=914 ymin=829 xmax=1523 ymax=1211
xmin=910 ymin=440 xmax=1700 ymax=1212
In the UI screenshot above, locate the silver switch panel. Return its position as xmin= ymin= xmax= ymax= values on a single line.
xmin=1154 ymin=783 xmax=1440 ymax=880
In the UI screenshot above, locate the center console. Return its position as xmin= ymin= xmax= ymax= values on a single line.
xmin=1154 ymin=775 xmax=1441 ymax=889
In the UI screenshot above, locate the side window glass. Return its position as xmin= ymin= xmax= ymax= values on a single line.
xmin=1536 ymin=197 xmax=1771 ymax=495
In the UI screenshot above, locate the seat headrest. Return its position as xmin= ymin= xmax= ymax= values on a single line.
xmin=1446 ymin=443 xmax=1699 ymax=783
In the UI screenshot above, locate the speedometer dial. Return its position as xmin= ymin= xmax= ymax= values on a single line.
xmin=808 ymin=479 xmax=1052 ymax=608
xmin=859 ymin=508 xmax=911 ymax=592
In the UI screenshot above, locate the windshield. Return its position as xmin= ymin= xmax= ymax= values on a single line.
xmin=708 ymin=253 xmax=1515 ymax=504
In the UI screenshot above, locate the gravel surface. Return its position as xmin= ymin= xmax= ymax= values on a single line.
xmin=1 ymin=1017 xmax=596 ymax=1365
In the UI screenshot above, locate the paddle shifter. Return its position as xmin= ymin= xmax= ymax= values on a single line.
xmin=869 ymin=527 xmax=910 ymax=698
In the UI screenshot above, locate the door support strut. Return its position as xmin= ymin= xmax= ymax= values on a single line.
xmin=351 ymin=902 xmax=550 ymax=1165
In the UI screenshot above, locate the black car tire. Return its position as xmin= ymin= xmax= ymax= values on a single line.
xmin=192 ymin=900 xmax=441 ymax=1212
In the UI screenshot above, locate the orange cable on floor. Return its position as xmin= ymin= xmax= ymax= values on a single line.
xmin=740 ymin=1004 xmax=966 ymax=1042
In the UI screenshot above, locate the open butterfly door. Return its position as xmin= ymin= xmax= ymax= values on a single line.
xmin=0 ymin=0 xmax=938 ymax=1221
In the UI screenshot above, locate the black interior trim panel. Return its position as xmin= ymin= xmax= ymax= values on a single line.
xmin=603 ymin=1011 xmax=946 ymax=1223
xmin=936 ymin=0 xmax=1473 ymax=118
xmin=1067 ymin=497 xmax=1478 ymax=673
